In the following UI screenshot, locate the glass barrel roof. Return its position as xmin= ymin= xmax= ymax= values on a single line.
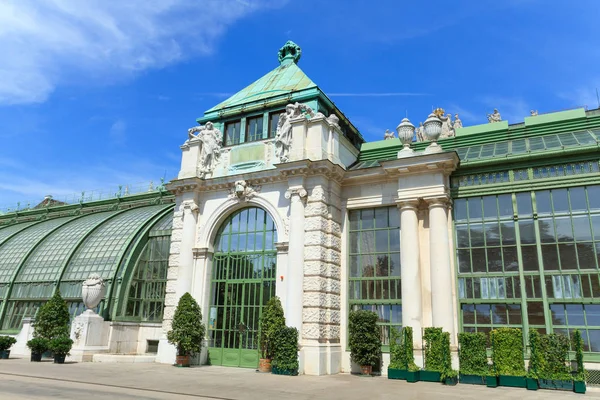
xmin=61 ymin=205 xmax=169 ymax=282
xmin=0 ymin=217 xmax=73 ymax=288
xmin=13 ymin=211 xmax=116 ymax=284
xmin=0 ymin=221 xmax=38 ymax=246
xmin=151 ymin=213 xmax=174 ymax=233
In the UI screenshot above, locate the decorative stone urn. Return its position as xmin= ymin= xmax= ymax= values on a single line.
xmin=423 ymin=112 xmax=443 ymax=154
xmin=81 ymin=274 xmax=106 ymax=311
xmin=396 ymin=117 xmax=416 ymax=158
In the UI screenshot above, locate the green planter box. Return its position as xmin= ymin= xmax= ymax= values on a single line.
xmin=272 ymin=367 xmax=298 ymax=376
xmin=574 ymin=381 xmax=586 ymax=394
xmin=406 ymin=370 xmax=420 ymax=383
xmin=459 ymin=374 xmax=486 ymax=385
xmin=419 ymin=370 xmax=441 ymax=382
xmin=444 ymin=377 xmax=458 ymax=386
xmin=526 ymin=377 xmax=538 ymax=390
xmin=0 ymin=350 xmax=9 ymax=359
xmin=538 ymin=379 xmax=573 ymax=391
xmin=486 ymin=375 xmax=498 ymax=388
xmin=498 ymin=375 xmax=526 ymax=388
xmin=387 ymin=368 xmax=406 ymax=380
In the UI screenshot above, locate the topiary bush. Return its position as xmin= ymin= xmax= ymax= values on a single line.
xmin=33 ymin=290 xmax=70 ymax=341
xmin=490 ymin=327 xmax=525 ymax=376
xmin=403 ymin=326 xmax=419 ymax=372
xmin=0 ymin=336 xmax=16 ymax=352
xmin=271 ymin=326 xmax=299 ymax=374
xmin=440 ymin=332 xmax=457 ymax=381
xmin=48 ymin=335 xmax=73 ymax=356
xmin=458 ymin=332 xmax=489 ymax=376
xmin=527 ymin=329 xmax=541 ymax=380
xmin=348 ymin=310 xmax=381 ymax=368
xmin=573 ymin=329 xmax=585 ymax=382
xmin=259 ymin=296 xmax=285 ymax=360
xmin=167 ymin=293 xmax=205 ymax=356
xmin=26 ymin=337 xmax=49 ymax=354
xmin=423 ymin=327 xmax=445 ymax=372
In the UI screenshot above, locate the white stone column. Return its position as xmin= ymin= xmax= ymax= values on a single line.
xmin=284 ymin=186 xmax=307 ymax=332
xmin=176 ymin=199 xmax=198 ymax=299
xmin=398 ymin=200 xmax=423 ymax=347
xmin=427 ymin=196 xmax=456 ymax=343
xmin=274 ymin=242 xmax=289 ymax=306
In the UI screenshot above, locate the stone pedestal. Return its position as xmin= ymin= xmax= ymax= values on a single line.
xmin=68 ymin=310 xmax=110 ymax=362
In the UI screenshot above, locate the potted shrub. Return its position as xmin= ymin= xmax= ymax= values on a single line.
xmin=0 ymin=336 xmax=16 ymax=359
xmin=573 ymin=329 xmax=586 ymax=394
xmin=32 ymin=291 xmax=70 ymax=341
xmin=458 ymin=332 xmax=489 ymax=385
xmin=440 ymin=332 xmax=458 ymax=385
xmin=271 ymin=326 xmax=299 ymax=376
xmin=490 ymin=328 xmax=526 ymax=388
xmin=388 ymin=327 xmax=406 ymax=380
xmin=348 ymin=310 xmax=381 ymax=376
xmin=403 ymin=327 xmax=420 ymax=383
xmin=526 ymin=329 xmax=540 ymax=390
xmin=258 ymin=296 xmax=285 ymax=373
xmin=167 ymin=293 xmax=205 ymax=367
xmin=421 ymin=327 xmax=445 ymax=382
xmin=26 ymin=337 xmax=48 ymax=362
xmin=537 ymin=332 xmax=573 ymax=391
xmin=49 ymin=335 xmax=73 ymax=364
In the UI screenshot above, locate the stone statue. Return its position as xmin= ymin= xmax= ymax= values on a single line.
xmin=188 ymin=121 xmax=222 ymax=177
xmin=228 ymin=180 xmax=260 ymax=202
xmin=384 ymin=129 xmax=395 ymax=140
xmin=530 ymin=110 xmax=538 ymax=116
xmin=274 ymin=102 xmax=314 ymax=163
xmin=327 ymin=114 xmax=339 ymax=127
xmin=440 ymin=113 xmax=454 ymax=138
xmin=487 ymin=108 xmax=502 ymax=123
xmin=82 ymin=274 xmax=106 ymax=311
xmin=453 ymin=113 xmax=463 ymax=130
xmin=416 ymin=122 xmax=425 ymax=142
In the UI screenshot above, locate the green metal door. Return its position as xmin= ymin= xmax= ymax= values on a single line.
xmin=207 ymin=207 xmax=277 ymax=368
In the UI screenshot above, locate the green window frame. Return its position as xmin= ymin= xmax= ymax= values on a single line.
xmin=246 ymin=115 xmax=264 ymax=142
xmin=348 ymin=206 xmax=401 ymax=345
xmin=224 ymin=120 xmax=242 ymax=146
xmin=268 ymin=111 xmax=282 ymax=138
xmin=550 ymin=303 xmax=600 ymax=352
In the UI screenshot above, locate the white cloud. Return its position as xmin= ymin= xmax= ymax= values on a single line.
xmin=109 ymin=119 xmax=127 ymax=145
xmin=0 ymin=0 xmax=284 ymax=105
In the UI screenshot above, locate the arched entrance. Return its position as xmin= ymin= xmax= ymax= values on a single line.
xmin=207 ymin=207 xmax=277 ymax=368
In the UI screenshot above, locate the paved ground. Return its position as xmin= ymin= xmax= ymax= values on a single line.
xmin=0 ymin=357 xmax=598 ymax=400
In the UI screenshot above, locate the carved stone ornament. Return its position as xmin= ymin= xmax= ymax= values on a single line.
xmin=384 ymin=129 xmax=395 ymax=140
xmin=487 ymin=108 xmax=502 ymax=123
xmin=278 ymin=40 xmax=302 ymax=65
xmin=180 ymin=200 xmax=199 ymax=213
xmin=187 ymin=121 xmax=223 ymax=177
xmin=81 ymin=273 xmax=106 ymax=311
xmin=396 ymin=118 xmax=415 ymax=158
xmin=530 ymin=110 xmax=538 ymax=116
xmin=327 ymin=114 xmax=340 ymax=127
xmin=284 ymin=187 xmax=307 ymax=200
xmin=453 ymin=114 xmax=463 ymax=130
xmin=274 ymin=102 xmax=315 ymax=163
xmin=228 ymin=180 xmax=260 ymax=202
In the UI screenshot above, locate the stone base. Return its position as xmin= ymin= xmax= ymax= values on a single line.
xmin=93 ymin=354 xmax=156 ymax=363
xmin=68 ymin=346 xmax=110 ymax=363
xmin=69 ymin=310 xmax=110 ymax=362
xmin=155 ymin=337 xmax=176 ymax=364
xmin=302 ymin=342 xmax=341 ymax=375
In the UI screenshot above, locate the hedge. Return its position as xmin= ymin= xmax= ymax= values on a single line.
xmin=458 ymin=332 xmax=489 ymax=376
xmin=423 ymin=327 xmax=445 ymax=372
xmin=490 ymin=327 xmax=525 ymax=376
xmin=348 ymin=310 xmax=381 ymax=367
xmin=573 ymin=329 xmax=585 ymax=381
xmin=271 ymin=326 xmax=299 ymax=373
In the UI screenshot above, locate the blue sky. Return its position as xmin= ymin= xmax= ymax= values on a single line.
xmin=1 ymin=0 xmax=599 ymax=209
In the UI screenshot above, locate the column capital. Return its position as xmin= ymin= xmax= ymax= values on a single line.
xmin=396 ymin=199 xmax=420 ymax=211
xmin=424 ymin=195 xmax=451 ymax=209
xmin=180 ymin=199 xmax=199 ymax=214
xmin=192 ymin=247 xmax=212 ymax=259
xmin=274 ymin=241 xmax=289 ymax=254
xmin=285 ymin=186 xmax=307 ymax=200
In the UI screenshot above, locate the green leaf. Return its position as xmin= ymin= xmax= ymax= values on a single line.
xmin=490 ymin=328 xmax=525 ymax=376
xmin=348 ymin=310 xmax=381 ymax=367
xmin=167 ymin=293 xmax=205 ymax=356
xmin=458 ymin=332 xmax=489 ymax=376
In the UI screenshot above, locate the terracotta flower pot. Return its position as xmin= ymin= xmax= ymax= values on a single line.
xmin=175 ymin=354 xmax=190 ymax=367
xmin=258 ymin=358 xmax=272 ymax=373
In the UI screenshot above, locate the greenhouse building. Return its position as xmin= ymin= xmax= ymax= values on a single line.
xmin=2 ymin=41 xmax=600 ymax=378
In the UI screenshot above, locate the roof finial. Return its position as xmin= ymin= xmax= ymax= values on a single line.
xmin=278 ymin=41 xmax=302 ymax=66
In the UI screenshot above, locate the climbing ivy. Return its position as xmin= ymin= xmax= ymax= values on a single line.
xmin=389 ymin=327 xmax=406 ymax=369
xmin=440 ymin=332 xmax=457 ymax=380
xmin=404 ymin=326 xmax=419 ymax=372
xmin=490 ymin=328 xmax=525 ymax=376
xmin=458 ymin=332 xmax=489 ymax=376
xmin=527 ymin=329 xmax=541 ymax=379
xmin=573 ymin=329 xmax=585 ymax=382
xmin=539 ymin=333 xmax=571 ymax=380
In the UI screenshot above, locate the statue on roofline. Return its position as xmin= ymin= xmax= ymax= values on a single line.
xmin=187 ymin=121 xmax=222 ymax=177
xmin=274 ymin=102 xmax=315 ymax=163
xmin=487 ymin=108 xmax=502 ymax=123
xmin=384 ymin=129 xmax=395 ymax=140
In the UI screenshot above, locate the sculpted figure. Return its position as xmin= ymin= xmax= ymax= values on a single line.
xmin=416 ymin=122 xmax=425 ymax=142
xmin=274 ymin=102 xmax=314 ymax=163
xmin=188 ymin=121 xmax=222 ymax=176
xmin=453 ymin=113 xmax=463 ymax=130
xmin=440 ymin=113 xmax=454 ymax=138
xmin=384 ymin=129 xmax=395 ymax=140
xmin=487 ymin=108 xmax=502 ymax=123
xmin=530 ymin=110 xmax=538 ymax=116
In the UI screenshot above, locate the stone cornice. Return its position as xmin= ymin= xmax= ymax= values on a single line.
xmin=192 ymin=247 xmax=212 ymax=259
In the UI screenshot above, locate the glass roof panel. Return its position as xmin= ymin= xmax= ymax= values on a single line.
xmin=494 ymin=142 xmax=509 ymax=156
xmin=575 ymin=131 xmax=596 ymax=145
xmin=14 ymin=211 xmax=116 ymax=284
xmin=151 ymin=213 xmax=174 ymax=233
xmin=528 ymin=137 xmax=545 ymax=151
xmin=0 ymin=217 xmax=73 ymax=287
xmin=62 ymin=205 xmax=168 ymax=282
xmin=543 ymin=135 xmax=561 ymax=149
xmin=558 ymin=132 xmax=578 ymax=147
xmin=0 ymin=221 xmax=37 ymax=246
xmin=511 ymin=139 xmax=527 ymax=154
